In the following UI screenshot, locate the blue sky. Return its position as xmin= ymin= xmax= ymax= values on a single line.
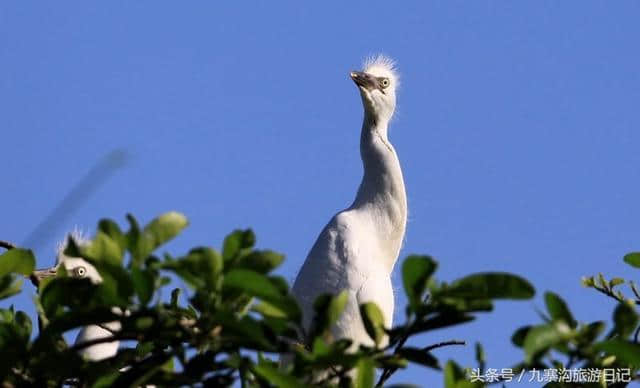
xmin=2 ymin=2 xmax=640 ymax=386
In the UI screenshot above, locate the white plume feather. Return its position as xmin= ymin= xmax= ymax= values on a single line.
xmin=363 ymin=54 xmax=400 ymax=86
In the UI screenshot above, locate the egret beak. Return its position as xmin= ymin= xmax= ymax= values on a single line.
xmin=30 ymin=266 xmax=58 ymax=286
xmin=350 ymin=71 xmax=377 ymax=91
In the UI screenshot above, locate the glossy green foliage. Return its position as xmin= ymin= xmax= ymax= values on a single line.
xmin=0 ymin=249 xmax=35 ymax=301
xmin=16 ymin=212 xmax=631 ymax=387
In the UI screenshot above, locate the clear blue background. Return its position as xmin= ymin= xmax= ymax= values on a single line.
xmin=2 ymin=2 xmax=639 ymax=386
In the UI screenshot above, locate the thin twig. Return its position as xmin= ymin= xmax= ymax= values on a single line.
xmin=68 ymin=332 xmax=138 ymax=353
xmin=422 ymin=340 xmax=466 ymax=352
xmin=630 ymin=281 xmax=640 ymax=302
xmin=96 ymin=323 xmax=120 ymax=335
xmin=376 ymin=325 xmax=413 ymax=386
xmin=376 ymin=338 xmax=467 ymax=387
xmin=592 ymin=285 xmax=640 ymax=305
xmin=376 ymin=295 xmax=433 ymax=387
xmin=0 ymin=240 xmax=16 ymax=250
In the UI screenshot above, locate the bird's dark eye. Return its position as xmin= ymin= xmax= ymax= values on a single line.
xmin=74 ymin=266 xmax=86 ymax=278
xmin=380 ymin=78 xmax=390 ymax=88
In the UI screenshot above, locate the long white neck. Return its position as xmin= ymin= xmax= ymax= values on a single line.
xmin=350 ymin=114 xmax=407 ymax=271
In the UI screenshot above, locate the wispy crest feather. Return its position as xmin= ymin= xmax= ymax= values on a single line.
xmin=56 ymin=227 xmax=89 ymax=263
xmin=363 ymin=54 xmax=400 ymax=86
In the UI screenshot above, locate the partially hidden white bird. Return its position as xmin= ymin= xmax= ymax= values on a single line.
xmin=292 ymin=55 xmax=407 ymax=349
xmin=34 ymin=231 xmax=121 ymax=361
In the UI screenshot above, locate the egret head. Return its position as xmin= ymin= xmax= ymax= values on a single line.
xmin=350 ymin=55 xmax=399 ymax=123
xmin=55 ymin=229 xmax=102 ymax=284
xmin=32 ymin=229 xmax=102 ymax=284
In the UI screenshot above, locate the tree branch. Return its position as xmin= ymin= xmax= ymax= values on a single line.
xmin=422 ymin=340 xmax=466 ymax=352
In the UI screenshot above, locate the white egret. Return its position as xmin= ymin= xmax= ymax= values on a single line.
xmin=34 ymin=231 xmax=121 ymax=361
xmin=292 ymin=55 xmax=407 ymax=348
xmin=32 ymin=232 xmax=160 ymax=388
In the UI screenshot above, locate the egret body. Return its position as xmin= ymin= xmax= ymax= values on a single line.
xmin=292 ymin=56 xmax=407 ymax=348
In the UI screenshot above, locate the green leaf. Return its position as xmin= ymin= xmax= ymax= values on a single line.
xmin=130 ymin=212 xmax=188 ymax=264
xmin=355 ymin=357 xmax=374 ymax=388
xmin=511 ymin=325 xmax=532 ymax=347
xmin=544 ymin=291 xmax=576 ymax=328
xmin=443 ymin=360 xmax=466 ymax=388
xmin=98 ymin=219 xmax=127 ymax=253
xmin=310 ymin=295 xmax=331 ymax=334
xmin=40 ymin=277 xmax=97 ymax=317
xmin=581 ymin=276 xmax=595 ymax=287
xmin=162 ymin=247 xmax=223 ymax=291
xmin=326 ymin=290 xmax=349 ymax=328
xmin=91 ymin=372 xmax=120 ymax=388
xmin=0 ymin=308 xmax=14 ymax=322
xmin=224 ymin=269 xmax=281 ymax=301
xmin=475 ymin=342 xmax=485 ymax=369
xmin=134 ymin=316 xmax=154 ymax=330
xmin=311 ymin=291 xmax=349 ymax=336
xmin=594 ymin=340 xmax=640 ymax=367
xmin=609 ymin=277 xmax=625 ymax=288
xmin=376 ymin=354 xmax=409 ymax=369
xmin=310 ymin=336 xmax=331 ymax=358
xmin=398 ymin=347 xmax=440 ymax=369
xmin=0 ymin=248 xmax=35 ymax=277
xmin=612 ymin=303 xmax=638 ymax=338
xmin=252 ymin=362 xmax=303 ymax=388
xmin=210 ymin=312 xmax=275 ymax=351
xmin=126 ymin=213 xmax=142 ymax=255
xmin=222 ymin=229 xmax=255 ymax=262
xmin=135 ymin=341 xmax=155 ymax=358
xmin=408 ymin=313 xmax=475 ymax=336
xmin=253 ymin=301 xmax=290 ymax=319
xmin=82 ymin=231 xmax=123 ymax=266
xmin=435 ymin=297 xmax=493 ymax=314
xmin=360 ymin=302 xmax=386 ymax=346
xmin=170 ymin=288 xmax=181 ymax=307
xmin=402 ymin=255 xmax=437 ymax=312
xmin=235 ymin=250 xmax=284 ymax=274
xmin=14 ymin=311 xmax=32 ymax=343
xmin=577 ymin=321 xmax=605 ymax=345
xmin=144 ymin=211 xmax=188 ymax=247
xmin=93 ymin=262 xmax=134 ymax=305
xmin=0 ymin=275 xmax=23 ymax=300
xmin=446 ymin=273 xmax=535 ymax=300
xmin=224 ymin=269 xmax=300 ymax=321
xmin=523 ymin=322 xmax=572 ymax=363
xmin=623 ymin=252 xmax=640 ymax=268
xmin=188 ymin=248 xmax=222 ymax=289
xmin=269 ymin=276 xmax=289 ymax=295
xmin=131 ymin=267 xmax=155 ymax=305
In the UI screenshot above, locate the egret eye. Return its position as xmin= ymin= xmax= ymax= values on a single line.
xmin=74 ymin=266 xmax=87 ymax=278
xmin=380 ymin=78 xmax=390 ymax=88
